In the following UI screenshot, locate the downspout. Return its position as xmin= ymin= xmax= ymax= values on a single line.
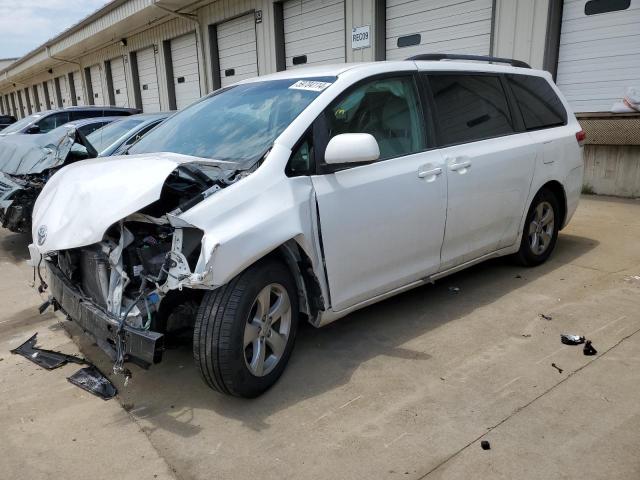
xmin=152 ymin=2 xmax=210 ymax=94
xmin=46 ymin=46 xmax=88 ymax=105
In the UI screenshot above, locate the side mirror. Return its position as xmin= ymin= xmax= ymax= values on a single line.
xmin=324 ymin=133 xmax=380 ymax=165
xmin=26 ymin=125 xmax=41 ymax=134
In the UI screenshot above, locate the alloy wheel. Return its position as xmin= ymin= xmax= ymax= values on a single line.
xmin=243 ymin=283 xmax=292 ymax=377
xmin=528 ymin=200 xmax=555 ymax=255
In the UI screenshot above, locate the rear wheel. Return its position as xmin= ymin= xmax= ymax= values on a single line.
xmin=193 ymin=259 xmax=298 ymax=398
xmin=515 ymin=188 xmax=560 ymax=266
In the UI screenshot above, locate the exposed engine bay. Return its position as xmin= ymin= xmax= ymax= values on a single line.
xmin=38 ymin=158 xmax=257 ymax=373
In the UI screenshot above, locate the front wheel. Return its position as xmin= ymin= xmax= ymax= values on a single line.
xmin=515 ymin=188 xmax=560 ymax=266
xmin=193 ymin=259 xmax=299 ymax=398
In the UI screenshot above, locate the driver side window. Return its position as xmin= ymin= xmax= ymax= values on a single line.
xmin=325 ymin=76 xmax=426 ymax=161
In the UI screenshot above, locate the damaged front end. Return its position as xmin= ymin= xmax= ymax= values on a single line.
xmin=0 ymin=172 xmax=46 ymax=232
xmin=0 ymin=126 xmax=96 ymax=233
xmin=36 ymin=155 xmax=257 ymax=372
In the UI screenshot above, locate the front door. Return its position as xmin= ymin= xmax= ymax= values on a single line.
xmin=311 ymin=74 xmax=447 ymax=312
xmin=426 ymin=73 xmax=537 ymax=270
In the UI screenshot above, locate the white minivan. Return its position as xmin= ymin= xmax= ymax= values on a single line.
xmin=30 ymin=55 xmax=584 ymax=397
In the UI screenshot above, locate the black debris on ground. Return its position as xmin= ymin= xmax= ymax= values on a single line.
xmin=551 ymin=363 xmax=563 ymax=374
xmin=539 ymin=313 xmax=553 ymax=321
xmin=10 ymin=333 xmax=86 ymax=370
xmin=561 ymin=334 xmax=586 ymax=345
xmin=481 ymin=440 xmax=491 ymax=450
xmin=584 ymin=340 xmax=598 ymax=356
xmin=67 ymin=366 xmax=117 ymax=400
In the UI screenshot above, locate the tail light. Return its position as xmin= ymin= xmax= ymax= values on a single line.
xmin=576 ymin=130 xmax=586 ymax=147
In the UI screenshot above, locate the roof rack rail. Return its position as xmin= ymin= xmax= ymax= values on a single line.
xmin=406 ymin=53 xmax=531 ymax=69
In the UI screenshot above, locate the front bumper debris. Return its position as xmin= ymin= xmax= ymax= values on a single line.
xmin=47 ymin=261 xmax=164 ymax=368
xmin=11 ymin=332 xmax=87 ymax=369
xmin=67 ymin=366 xmax=117 ymax=400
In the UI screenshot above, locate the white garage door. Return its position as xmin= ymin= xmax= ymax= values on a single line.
xmin=283 ymin=0 xmax=346 ymax=69
xmin=36 ymin=83 xmax=46 ymax=110
xmin=73 ymin=71 xmax=85 ymax=105
xmin=89 ymin=64 xmax=105 ymax=105
xmin=137 ymin=46 xmax=161 ymax=112
xmin=110 ymin=56 xmax=129 ymax=107
xmin=171 ymin=33 xmax=201 ymax=109
xmin=385 ymin=0 xmax=493 ymax=60
xmin=58 ymin=75 xmax=71 ymax=107
xmin=46 ymin=80 xmax=56 ymax=109
xmin=556 ymin=0 xmax=640 ymax=113
xmin=217 ymin=13 xmax=259 ymax=88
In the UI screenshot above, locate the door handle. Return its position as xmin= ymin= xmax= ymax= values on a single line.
xmin=418 ymin=166 xmax=442 ymax=178
xmin=449 ymin=160 xmax=472 ymax=172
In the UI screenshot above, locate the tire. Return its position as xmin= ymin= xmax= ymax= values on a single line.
xmin=515 ymin=188 xmax=560 ymax=266
xmin=193 ymin=258 xmax=299 ymax=398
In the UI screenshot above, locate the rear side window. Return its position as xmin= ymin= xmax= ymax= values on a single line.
xmin=36 ymin=112 xmax=70 ymax=133
xmin=507 ymin=75 xmax=567 ymax=131
xmin=429 ymin=74 xmax=515 ymax=146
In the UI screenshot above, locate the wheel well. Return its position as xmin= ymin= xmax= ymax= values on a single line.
xmin=266 ymin=240 xmax=325 ymax=324
xmin=540 ymin=180 xmax=567 ymax=229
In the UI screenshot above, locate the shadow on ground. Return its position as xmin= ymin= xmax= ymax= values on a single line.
xmin=62 ymin=233 xmax=597 ymax=437
xmin=0 ymin=232 xmax=31 ymax=262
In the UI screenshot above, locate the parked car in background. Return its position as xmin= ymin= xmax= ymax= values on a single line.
xmin=0 ymin=116 xmax=120 ymax=233
xmin=86 ymin=113 xmax=170 ymax=157
xmin=0 ymin=106 xmax=140 ymax=136
xmin=29 ymin=55 xmax=584 ymax=398
xmin=0 ymin=115 xmax=16 ymax=131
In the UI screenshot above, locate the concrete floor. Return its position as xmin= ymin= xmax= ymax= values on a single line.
xmin=1 ymin=195 xmax=639 ymax=480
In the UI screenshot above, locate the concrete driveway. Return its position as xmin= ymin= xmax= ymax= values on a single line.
xmin=1 ymin=195 xmax=639 ymax=480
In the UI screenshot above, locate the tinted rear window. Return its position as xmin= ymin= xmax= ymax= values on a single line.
xmin=429 ymin=74 xmax=515 ymax=146
xmin=507 ymin=75 xmax=567 ymax=131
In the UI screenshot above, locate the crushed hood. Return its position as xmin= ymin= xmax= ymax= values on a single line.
xmin=32 ymin=152 xmax=244 ymax=252
xmin=0 ymin=125 xmax=90 ymax=175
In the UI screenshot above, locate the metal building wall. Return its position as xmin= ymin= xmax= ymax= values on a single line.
xmin=492 ymin=0 xmax=549 ymax=69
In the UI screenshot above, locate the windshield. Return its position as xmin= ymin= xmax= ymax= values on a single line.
xmin=86 ymin=118 xmax=144 ymax=153
xmin=1 ymin=113 xmax=43 ymax=134
xmin=129 ymin=77 xmax=334 ymax=164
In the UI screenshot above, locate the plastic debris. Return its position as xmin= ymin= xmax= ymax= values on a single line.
xmin=11 ymin=333 xmax=86 ymax=370
xmin=539 ymin=313 xmax=553 ymax=321
xmin=561 ymin=334 xmax=585 ymax=345
xmin=448 ymin=286 xmax=461 ymax=293
xmin=481 ymin=440 xmax=491 ymax=450
xmin=551 ymin=363 xmax=563 ymax=374
xmin=583 ymin=340 xmax=598 ymax=356
xmin=67 ymin=366 xmax=117 ymax=400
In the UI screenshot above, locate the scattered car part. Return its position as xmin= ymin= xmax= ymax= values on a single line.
xmin=551 ymin=363 xmax=563 ymax=374
xmin=560 ymin=334 xmax=585 ymax=345
xmin=67 ymin=365 xmax=117 ymax=400
xmin=10 ymin=333 xmax=86 ymax=370
xmin=539 ymin=313 xmax=553 ymax=321
xmin=583 ymin=340 xmax=598 ymax=356
xmin=481 ymin=440 xmax=491 ymax=450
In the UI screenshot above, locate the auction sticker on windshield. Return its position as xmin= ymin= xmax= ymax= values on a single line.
xmin=289 ymin=80 xmax=332 ymax=92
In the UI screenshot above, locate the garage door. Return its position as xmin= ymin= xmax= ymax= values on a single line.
xmin=36 ymin=83 xmax=45 ymax=110
xmin=46 ymin=80 xmax=56 ymax=109
xmin=217 ymin=13 xmax=259 ymax=88
xmin=110 ymin=56 xmax=129 ymax=107
xmin=72 ymin=71 xmax=84 ymax=106
xmin=171 ymin=33 xmax=201 ymax=109
xmin=385 ymin=0 xmax=493 ymax=60
xmin=283 ymin=0 xmax=346 ymax=69
xmin=58 ymin=75 xmax=72 ymax=107
xmin=89 ymin=64 xmax=105 ymax=105
xmin=556 ymin=0 xmax=640 ymax=113
xmin=136 ymin=46 xmax=161 ymax=113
